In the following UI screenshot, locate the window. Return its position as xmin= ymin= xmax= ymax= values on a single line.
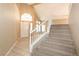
xmin=21 ymin=13 xmax=32 ymax=21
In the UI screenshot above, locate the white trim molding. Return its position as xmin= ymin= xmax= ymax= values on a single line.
xmin=5 ymin=41 xmax=17 ymax=56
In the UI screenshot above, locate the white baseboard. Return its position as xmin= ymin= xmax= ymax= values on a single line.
xmin=5 ymin=41 xmax=17 ymax=56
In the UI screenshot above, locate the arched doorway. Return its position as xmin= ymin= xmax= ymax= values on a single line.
xmin=21 ymin=13 xmax=32 ymax=38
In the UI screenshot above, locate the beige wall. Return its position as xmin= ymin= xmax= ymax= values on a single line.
xmin=69 ymin=3 xmax=79 ymax=55
xmin=0 ymin=4 xmax=20 ymax=55
xmin=18 ymin=4 xmax=38 ymax=38
xmin=18 ymin=4 xmax=32 ymax=38
xmin=34 ymin=3 xmax=70 ymax=21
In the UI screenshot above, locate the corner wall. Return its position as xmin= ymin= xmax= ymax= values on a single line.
xmin=69 ymin=3 xmax=79 ymax=55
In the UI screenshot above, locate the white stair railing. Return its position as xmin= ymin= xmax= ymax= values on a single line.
xmin=29 ymin=19 xmax=49 ymax=54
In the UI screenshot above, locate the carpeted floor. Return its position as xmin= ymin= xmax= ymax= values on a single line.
xmin=31 ymin=25 xmax=77 ymax=56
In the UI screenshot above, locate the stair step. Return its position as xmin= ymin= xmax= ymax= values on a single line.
xmin=38 ymin=41 xmax=75 ymax=53
xmin=49 ymin=36 xmax=72 ymax=41
xmin=32 ymin=47 xmax=76 ymax=56
xmin=31 ymin=25 xmax=76 ymax=56
xmin=40 ymin=40 xmax=74 ymax=49
xmin=36 ymin=46 xmax=75 ymax=56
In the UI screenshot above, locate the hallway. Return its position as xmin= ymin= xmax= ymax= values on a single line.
xmin=7 ymin=38 xmax=29 ymax=56
xmin=31 ymin=25 xmax=77 ymax=56
xmin=0 ymin=3 xmax=79 ymax=56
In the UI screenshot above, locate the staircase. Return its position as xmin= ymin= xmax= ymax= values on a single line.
xmin=31 ymin=24 xmax=77 ymax=56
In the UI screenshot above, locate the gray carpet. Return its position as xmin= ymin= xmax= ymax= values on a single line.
xmin=31 ymin=25 xmax=77 ymax=56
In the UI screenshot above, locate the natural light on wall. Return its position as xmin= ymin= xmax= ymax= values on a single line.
xmin=21 ymin=13 xmax=32 ymax=21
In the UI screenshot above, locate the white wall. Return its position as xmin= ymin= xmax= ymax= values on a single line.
xmin=34 ymin=3 xmax=70 ymax=21
xmin=0 ymin=4 xmax=20 ymax=55
xmin=69 ymin=3 xmax=79 ymax=55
